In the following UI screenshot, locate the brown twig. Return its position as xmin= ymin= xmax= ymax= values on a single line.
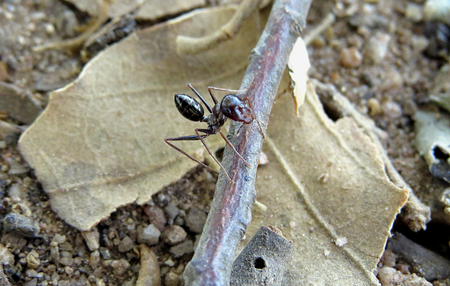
xmin=183 ymin=0 xmax=312 ymax=285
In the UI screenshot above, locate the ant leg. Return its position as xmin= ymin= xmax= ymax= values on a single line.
xmin=206 ymin=87 xmax=218 ymax=105
xmin=187 ymin=83 xmax=213 ymax=113
xmin=244 ymin=98 xmax=266 ymax=139
xmin=208 ymin=86 xmax=247 ymax=105
xmin=208 ymin=86 xmax=246 ymax=95
xmin=195 ymin=128 xmax=232 ymax=180
xmin=219 ymin=131 xmax=251 ymax=167
xmin=165 ymin=135 xmax=218 ymax=174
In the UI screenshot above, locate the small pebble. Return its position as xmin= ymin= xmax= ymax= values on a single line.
xmin=44 ymin=23 xmax=55 ymax=35
xmin=89 ymin=250 xmax=100 ymax=268
xmin=59 ymin=251 xmax=73 ymax=266
xmin=64 ymin=266 xmax=74 ymax=275
xmin=164 ymin=271 xmax=180 ymax=286
xmin=2 ymin=213 xmax=40 ymax=238
xmin=378 ymin=266 xmax=432 ymax=286
xmin=0 ymin=244 xmax=14 ymax=265
xmin=411 ymin=36 xmax=429 ymax=53
xmin=381 ymin=68 xmax=404 ymax=90
xmin=118 ymin=236 xmax=135 ymax=253
xmin=99 ymin=247 xmax=111 ymax=260
xmin=365 ymin=32 xmax=391 ymax=64
xmin=162 ymin=225 xmax=187 ymax=245
xmin=81 ymin=229 xmax=100 ymax=251
xmin=110 ymin=259 xmax=130 ymax=276
xmin=25 ymin=269 xmax=43 ymax=279
xmin=185 ymin=207 xmax=207 ymax=234
xmin=52 ymin=234 xmax=66 ymax=244
xmin=50 ymin=242 xmax=59 ymax=263
xmin=164 ymin=258 xmax=175 ymax=267
xmin=155 ymin=193 xmax=170 ymax=207
xmin=7 ymin=158 xmax=28 ymax=175
xmin=383 ymin=101 xmax=403 ymax=119
xmin=406 ymin=3 xmax=423 ymax=22
xmin=169 ymin=240 xmax=194 ymax=258
xmin=164 ymin=201 xmax=180 ymax=224
xmin=424 ymin=0 xmax=450 ymax=25
xmin=138 ymin=224 xmax=161 ymax=246
xmin=368 ymin=98 xmax=382 ymax=116
xmin=136 ymin=245 xmax=160 ymax=286
xmin=335 ymin=236 xmax=348 ymax=247
xmin=339 ymin=47 xmax=362 ymax=68
xmin=144 ymin=205 xmax=167 ymax=231
xmin=24 ymin=279 xmax=37 ymax=286
xmin=26 ymin=250 xmax=40 ymax=269
xmin=397 ymin=263 xmax=411 ymax=274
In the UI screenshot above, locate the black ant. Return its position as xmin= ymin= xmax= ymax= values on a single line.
xmin=164 ymin=83 xmax=263 ymax=180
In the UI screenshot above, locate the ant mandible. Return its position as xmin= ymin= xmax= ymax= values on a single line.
xmin=164 ymin=83 xmax=264 ymax=180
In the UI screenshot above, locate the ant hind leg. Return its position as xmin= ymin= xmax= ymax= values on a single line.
xmin=164 ymin=135 xmax=217 ymax=174
xmin=195 ymin=128 xmax=232 ymax=180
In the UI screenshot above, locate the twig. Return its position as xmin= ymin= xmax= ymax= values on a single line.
xmin=176 ymin=0 xmax=262 ymax=55
xmin=183 ymin=0 xmax=312 ymax=285
xmin=303 ymin=12 xmax=335 ymax=45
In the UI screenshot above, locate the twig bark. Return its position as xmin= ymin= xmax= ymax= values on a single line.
xmin=183 ymin=0 xmax=312 ymax=285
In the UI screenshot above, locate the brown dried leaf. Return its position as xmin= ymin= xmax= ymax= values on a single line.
xmin=66 ymin=0 xmax=206 ymax=20
xmin=246 ymin=83 xmax=408 ymax=285
xmin=136 ymin=0 xmax=207 ymax=21
xmin=65 ymin=0 xmax=143 ymax=18
xmin=19 ymin=7 xmax=261 ymax=231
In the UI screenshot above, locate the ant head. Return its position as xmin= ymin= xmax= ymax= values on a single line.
xmin=174 ymin=94 xmax=205 ymax=122
xmin=220 ymin=94 xmax=253 ymax=124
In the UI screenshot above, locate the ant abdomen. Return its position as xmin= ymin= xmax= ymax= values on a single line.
xmin=174 ymin=94 xmax=205 ymax=122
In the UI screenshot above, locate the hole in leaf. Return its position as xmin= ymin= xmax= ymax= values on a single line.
xmin=322 ymin=102 xmax=343 ymax=122
xmin=254 ymin=257 xmax=266 ymax=269
xmin=433 ymin=146 xmax=449 ymax=161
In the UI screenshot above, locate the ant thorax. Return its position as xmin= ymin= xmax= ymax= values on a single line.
xmin=203 ymin=105 xmax=226 ymax=133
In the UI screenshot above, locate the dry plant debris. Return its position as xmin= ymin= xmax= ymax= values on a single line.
xmin=415 ymin=108 xmax=450 ymax=183
xmin=244 ymin=77 xmax=408 ymax=284
xmin=247 ymin=84 xmax=408 ymax=285
xmin=136 ymin=0 xmax=207 ymax=21
xmin=18 ymin=6 xmax=262 ymax=231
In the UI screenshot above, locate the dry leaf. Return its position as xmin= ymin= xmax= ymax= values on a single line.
xmin=136 ymin=0 xmax=207 ymax=21
xmin=65 ymin=0 xmax=143 ymax=18
xmin=287 ymin=37 xmax=310 ymax=115
xmin=19 ymin=7 xmax=261 ymax=231
xmin=415 ymin=108 xmax=450 ymax=183
xmin=66 ymin=0 xmax=206 ymax=21
xmin=245 ymin=83 xmax=408 ymax=285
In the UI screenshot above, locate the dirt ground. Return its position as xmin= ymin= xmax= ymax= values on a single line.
xmin=0 ymin=0 xmax=449 ymax=285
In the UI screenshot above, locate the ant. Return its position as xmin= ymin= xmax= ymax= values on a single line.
xmin=164 ymin=83 xmax=264 ymax=180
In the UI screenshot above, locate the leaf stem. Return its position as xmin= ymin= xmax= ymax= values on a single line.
xmin=183 ymin=0 xmax=312 ymax=285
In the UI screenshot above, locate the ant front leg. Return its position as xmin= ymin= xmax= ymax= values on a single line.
xmin=195 ymin=128 xmax=232 ymax=180
xmin=243 ymin=97 xmax=266 ymax=139
xmin=165 ymin=134 xmax=216 ymax=173
xmin=208 ymin=86 xmax=247 ymax=104
xmin=219 ymin=131 xmax=251 ymax=168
